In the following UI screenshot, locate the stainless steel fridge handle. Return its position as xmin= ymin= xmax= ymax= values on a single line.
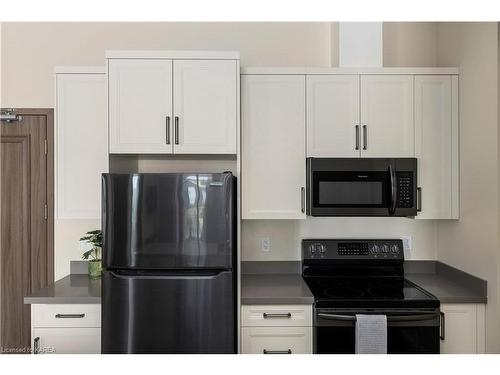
xmin=317 ymin=313 xmax=440 ymax=322
xmin=263 ymin=349 xmax=292 ymax=354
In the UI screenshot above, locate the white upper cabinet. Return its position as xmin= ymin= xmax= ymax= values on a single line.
xmin=107 ymin=52 xmax=239 ymax=155
xmin=108 ymin=59 xmax=173 ymax=154
xmin=242 ymin=75 xmax=306 ymax=219
xmin=55 ymin=69 xmax=107 ymax=219
xmin=306 ymin=75 xmax=360 ymax=157
xmin=173 ymin=60 xmax=237 ymax=154
xmin=360 ymin=75 xmax=414 ymax=157
xmin=415 ymin=75 xmax=459 ymax=219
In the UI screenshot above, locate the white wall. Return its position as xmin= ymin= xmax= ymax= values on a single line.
xmin=436 ymin=22 xmax=499 ymax=353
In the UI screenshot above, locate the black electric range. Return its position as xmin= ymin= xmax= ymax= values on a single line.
xmin=302 ymin=239 xmax=441 ymax=354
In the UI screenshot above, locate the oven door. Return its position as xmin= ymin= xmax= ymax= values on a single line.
xmin=315 ymin=308 xmax=440 ymax=354
xmin=306 ymin=158 xmax=417 ymax=217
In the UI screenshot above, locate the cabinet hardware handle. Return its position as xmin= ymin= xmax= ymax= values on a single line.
xmin=263 ymin=349 xmax=292 ymax=354
xmin=174 ymin=116 xmax=179 ymax=145
xmin=263 ymin=313 xmax=292 ymax=319
xmin=33 ymin=337 xmax=40 ymax=354
xmin=440 ymin=311 xmax=445 ymax=340
xmin=355 ymin=125 xmax=360 ymax=150
xmin=362 ymin=125 xmax=367 ymax=150
xmin=301 ymin=187 xmax=305 ymax=214
xmin=55 ymin=313 xmax=85 ymax=318
xmin=417 ymin=187 xmax=422 ymax=212
xmin=165 ymin=116 xmax=171 ymax=144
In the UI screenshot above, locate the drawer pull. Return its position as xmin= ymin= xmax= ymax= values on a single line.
xmin=263 ymin=349 xmax=292 ymax=354
xmin=263 ymin=313 xmax=292 ymax=319
xmin=55 ymin=313 xmax=85 ymax=319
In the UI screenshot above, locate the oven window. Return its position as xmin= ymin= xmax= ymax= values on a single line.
xmin=313 ymin=171 xmax=389 ymax=208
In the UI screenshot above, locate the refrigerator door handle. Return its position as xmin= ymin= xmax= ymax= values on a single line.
xmin=108 ymin=270 xmax=229 ymax=280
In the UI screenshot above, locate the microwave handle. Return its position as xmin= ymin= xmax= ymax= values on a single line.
xmin=389 ymin=165 xmax=397 ymax=215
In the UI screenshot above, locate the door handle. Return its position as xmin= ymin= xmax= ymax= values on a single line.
xmin=362 ymin=125 xmax=367 ymax=150
xmin=263 ymin=312 xmax=292 ymax=319
xmin=55 ymin=313 xmax=85 ymax=318
xmin=301 ymin=187 xmax=305 ymax=214
xmin=355 ymin=125 xmax=360 ymax=150
xmin=440 ymin=312 xmax=445 ymax=340
xmin=33 ymin=337 xmax=40 ymax=354
xmin=389 ymin=165 xmax=397 ymax=215
xmin=417 ymin=187 xmax=422 ymax=212
xmin=165 ymin=116 xmax=171 ymax=144
xmin=174 ymin=116 xmax=179 ymax=145
xmin=263 ymin=349 xmax=292 ymax=354
xmin=317 ymin=313 xmax=439 ymax=323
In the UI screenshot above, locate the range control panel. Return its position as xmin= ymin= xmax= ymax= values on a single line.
xmin=302 ymin=239 xmax=404 ymax=260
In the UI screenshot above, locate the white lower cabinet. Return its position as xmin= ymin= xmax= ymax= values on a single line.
xmin=31 ymin=304 xmax=101 ymax=354
xmin=241 ymin=305 xmax=313 ymax=354
xmin=440 ymin=303 xmax=485 ymax=354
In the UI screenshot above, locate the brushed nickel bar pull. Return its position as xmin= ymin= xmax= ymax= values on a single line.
xmin=165 ymin=116 xmax=171 ymax=144
xmin=263 ymin=349 xmax=292 ymax=354
xmin=33 ymin=337 xmax=40 ymax=354
xmin=355 ymin=125 xmax=360 ymax=150
xmin=301 ymin=187 xmax=305 ymax=214
xmin=362 ymin=125 xmax=367 ymax=150
xmin=174 ymin=116 xmax=180 ymax=145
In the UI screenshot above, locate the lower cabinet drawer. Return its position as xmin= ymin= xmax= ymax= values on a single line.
xmin=32 ymin=327 xmax=101 ymax=354
xmin=32 ymin=304 xmax=101 ymax=328
xmin=241 ymin=327 xmax=312 ymax=354
xmin=241 ymin=305 xmax=312 ymax=327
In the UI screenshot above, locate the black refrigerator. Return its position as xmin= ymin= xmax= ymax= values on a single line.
xmin=101 ymin=172 xmax=236 ymax=354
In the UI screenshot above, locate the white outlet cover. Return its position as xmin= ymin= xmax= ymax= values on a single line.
xmin=402 ymin=236 xmax=412 ymax=251
xmin=260 ymin=237 xmax=271 ymax=252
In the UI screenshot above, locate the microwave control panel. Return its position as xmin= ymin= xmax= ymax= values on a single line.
xmin=396 ymin=172 xmax=413 ymax=208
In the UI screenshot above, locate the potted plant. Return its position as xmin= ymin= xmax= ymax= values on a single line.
xmin=80 ymin=229 xmax=102 ymax=279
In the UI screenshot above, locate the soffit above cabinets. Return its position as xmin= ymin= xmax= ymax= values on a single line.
xmin=240 ymin=67 xmax=459 ymax=75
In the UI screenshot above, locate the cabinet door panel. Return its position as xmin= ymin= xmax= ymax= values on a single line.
xmin=56 ymin=73 xmax=107 ymax=219
xmin=415 ymin=75 xmax=454 ymax=219
xmin=109 ymin=59 xmax=173 ymax=153
xmin=307 ymin=75 xmax=360 ymax=157
xmin=173 ymin=60 xmax=237 ymax=154
xmin=440 ymin=304 xmax=477 ymax=354
xmin=32 ymin=327 xmax=100 ymax=354
xmin=242 ymin=75 xmax=306 ymax=219
xmin=360 ymin=75 xmax=414 ymax=157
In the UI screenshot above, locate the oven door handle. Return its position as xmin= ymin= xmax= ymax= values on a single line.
xmin=317 ymin=313 xmax=440 ymax=322
xmin=388 ymin=164 xmax=397 ymax=215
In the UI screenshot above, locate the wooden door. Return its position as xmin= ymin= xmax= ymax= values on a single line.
xmin=241 ymin=75 xmax=306 ymax=219
xmin=108 ymin=59 xmax=173 ymax=154
xmin=1 ymin=109 xmax=53 ymax=353
xmin=360 ymin=75 xmax=414 ymax=157
xmin=173 ymin=60 xmax=237 ymax=154
xmin=306 ymin=75 xmax=360 ymax=157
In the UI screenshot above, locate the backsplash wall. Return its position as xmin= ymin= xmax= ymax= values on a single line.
xmin=241 ymin=218 xmax=438 ymax=261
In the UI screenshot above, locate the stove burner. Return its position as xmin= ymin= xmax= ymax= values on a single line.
xmin=367 ymin=285 xmax=404 ymax=299
xmin=324 ymin=286 xmax=364 ymax=299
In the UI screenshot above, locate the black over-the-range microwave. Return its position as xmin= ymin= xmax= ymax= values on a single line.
xmin=306 ymin=158 xmax=418 ymax=217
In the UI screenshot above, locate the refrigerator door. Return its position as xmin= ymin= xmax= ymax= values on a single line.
xmin=102 ymin=269 xmax=235 ymax=354
xmin=102 ymin=173 xmax=235 ymax=270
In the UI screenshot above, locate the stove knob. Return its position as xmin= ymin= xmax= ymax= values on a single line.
xmin=309 ymin=245 xmax=316 ymax=255
xmin=319 ymin=245 xmax=326 ymax=254
xmin=382 ymin=244 xmax=389 ymax=253
xmin=391 ymin=244 xmax=399 ymax=253
xmin=370 ymin=244 xmax=379 ymax=254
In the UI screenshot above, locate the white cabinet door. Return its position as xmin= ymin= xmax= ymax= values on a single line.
xmin=440 ymin=304 xmax=480 ymax=354
xmin=415 ymin=75 xmax=459 ymax=219
xmin=360 ymin=75 xmax=414 ymax=157
xmin=241 ymin=327 xmax=312 ymax=354
xmin=173 ymin=60 xmax=237 ymax=154
xmin=32 ymin=327 xmax=100 ymax=354
xmin=108 ymin=59 xmax=173 ymax=153
xmin=307 ymin=75 xmax=360 ymax=157
xmin=242 ymin=75 xmax=306 ymax=219
xmin=56 ymin=72 xmax=107 ymax=219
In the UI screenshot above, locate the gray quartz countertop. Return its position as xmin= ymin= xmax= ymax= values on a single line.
xmin=241 ymin=274 xmax=314 ymax=305
xmin=405 ymin=261 xmax=487 ymax=304
xmin=24 ymin=274 xmax=101 ymax=304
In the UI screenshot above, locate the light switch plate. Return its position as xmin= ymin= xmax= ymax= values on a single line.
xmin=402 ymin=236 xmax=412 ymax=251
xmin=260 ymin=237 xmax=271 ymax=252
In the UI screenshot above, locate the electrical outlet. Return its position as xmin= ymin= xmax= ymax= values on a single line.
xmin=260 ymin=237 xmax=271 ymax=252
xmin=402 ymin=236 xmax=412 ymax=251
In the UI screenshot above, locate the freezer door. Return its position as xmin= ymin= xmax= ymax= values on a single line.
xmin=102 ymin=173 xmax=235 ymax=269
xmin=102 ymin=270 xmax=235 ymax=354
